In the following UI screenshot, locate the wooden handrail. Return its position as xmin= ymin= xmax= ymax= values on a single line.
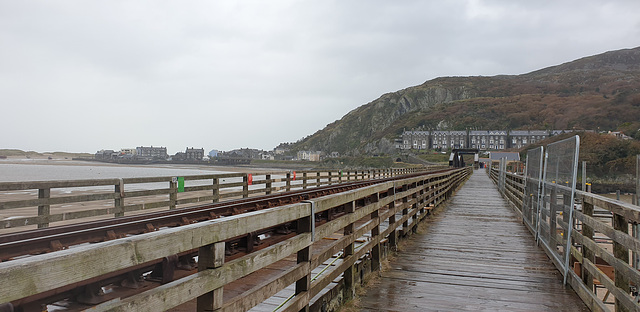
xmin=0 ymin=167 xmax=446 ymax=230
xmin=0 ymin=167 xmax=470 ymax=312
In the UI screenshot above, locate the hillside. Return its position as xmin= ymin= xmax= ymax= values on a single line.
xmin=292 ymin=47 xmax=640 ymax=155
xmin=0 ymin=149 xmax=93 ymax=159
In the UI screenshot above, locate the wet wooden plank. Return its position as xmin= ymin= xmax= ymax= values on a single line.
xmin=359 ymin=171 xmax=589 ymax=312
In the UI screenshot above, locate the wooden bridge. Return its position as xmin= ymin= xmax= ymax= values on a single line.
xmin=1 ymin=165 xmax=639 ymax=312
xmin=358 ymin=170 xmax=588 ymax=311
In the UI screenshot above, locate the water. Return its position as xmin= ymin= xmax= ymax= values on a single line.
xmin=0 ymin=159 xmax=291 ymax=195
xmin=0 ymin=160 xmax=231 ymax=182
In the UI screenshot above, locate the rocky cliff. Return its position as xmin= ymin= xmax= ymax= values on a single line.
xmin=292 ymin=47 xmax=640 ymax=155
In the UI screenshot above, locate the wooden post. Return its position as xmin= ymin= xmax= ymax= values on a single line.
xmin=402 ymin=184 xmax=409 ymax=236
xmin=286 ymin=172 xmax=291 ymax=192
xmin=582 ymin=161 xmax=587 ymax=192
xmin=549 ymin=187 xmax=558 ymax=250
xmin=411 ymin=196 xmax=418 ymax=233
xmin=302 ymin=172 xmax=308 ymax=190
xmin=328 ymin=171 xmax=332 ymax=185
xmin=196 ymin=242 xmax=225 ymax=312
xmin=38 ymin=188 xmax=50 ymax=228
xmin=388 ymin=199 xmax=397 ymax=250
xmin=635 ymin=155 xmax=640 ymax=206
xmin=343 ymin=201 xmax=356 ymax=301
xmin=613 ymin=212 xmax=630 ymax=312
xmin=243 ymin=174 xmax=249 ymax=198
xmin=346 ymin=171 xmax=350 ymax=181
xmin=295 ymin=209 xmax=313 ymax=312
xmin=212 ymin=178 xmax=220 ymax=203
xmin=581 ymin=201 xmax=595 ymax=290
xmin=114 ymin=180 xmax=124 ymax=217
xmin=265 ymin=174 xmax=272 ymax=195
xmin=371 ymin=193 xmax=381 ymax=272
xmin=169 ymin=179 xmax=177 ymax=210
xmin=562 ymin=193 xmax=571 ymax=242
xmin=316 ymin=172 xmax=320 ymax=187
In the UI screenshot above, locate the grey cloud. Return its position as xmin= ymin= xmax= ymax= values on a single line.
xmin=1 ymin=0 xmax=639 ymax=153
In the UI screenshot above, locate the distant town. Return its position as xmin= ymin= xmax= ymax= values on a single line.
xmin=88 ymin=129 xmax=630 ymax=165
xmin=92 ymin=144 xmax=329 ymax=165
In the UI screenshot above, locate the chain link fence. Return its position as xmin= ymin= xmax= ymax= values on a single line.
xmin=538 ymin=135 xmax=580 ymax=284
xmin=523 ymin=146 xmax=544 ymax=239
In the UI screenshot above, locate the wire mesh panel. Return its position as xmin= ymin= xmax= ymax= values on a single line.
xmin=523 ymin=147 xmax=544 ymax=236
xmin=539 ymin=135 xmax=580 ymax=284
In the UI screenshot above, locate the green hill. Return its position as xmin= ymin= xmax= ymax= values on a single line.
xmin=292 ymin=47 xmax=640 ymax=155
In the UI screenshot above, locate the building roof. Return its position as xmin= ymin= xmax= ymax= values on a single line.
xmin=529 ymin=130 xmax=549 ymax=135
xmin=470 ymin=130 xmax=489 ymax=135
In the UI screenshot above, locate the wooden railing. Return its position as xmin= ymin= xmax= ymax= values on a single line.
xmin=489 ymin=166 xmax=640 ymax=312
xmin=0 ymin=167 xmax=444 ymax=231
xmin=0 ymin=167 xmax=471 ymax=312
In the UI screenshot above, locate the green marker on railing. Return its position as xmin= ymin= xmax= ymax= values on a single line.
xmin=178 ymin=177 xmax=185 ymax=193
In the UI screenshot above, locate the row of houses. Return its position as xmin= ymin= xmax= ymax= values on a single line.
xmin=397 ymin=130 xmax=577 ymax=151
xmin=95 ymin=146 xmax=204 ymax=161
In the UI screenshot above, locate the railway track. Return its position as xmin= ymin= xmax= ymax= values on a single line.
xmin=0 ymin=170 xmax=448 ymax=311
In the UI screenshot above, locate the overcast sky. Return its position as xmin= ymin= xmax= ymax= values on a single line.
xmin=1 ymin=1 xmax=639 ymax=154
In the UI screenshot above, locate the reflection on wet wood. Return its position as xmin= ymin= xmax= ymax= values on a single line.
xmin=359 ymin=171 xmax=589 ymax=312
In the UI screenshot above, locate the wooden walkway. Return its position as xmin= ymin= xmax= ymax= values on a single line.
xmin=358 ymin=171 xmax=589 ymax=312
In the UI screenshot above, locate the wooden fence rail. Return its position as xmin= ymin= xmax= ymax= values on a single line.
xmin=489 ymin=166 xmax=640 ymax=312
xmin=0 ymin=167 xmax=444 ymax=231
xmin=0 ymin=167 xmax=471 ymax=312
